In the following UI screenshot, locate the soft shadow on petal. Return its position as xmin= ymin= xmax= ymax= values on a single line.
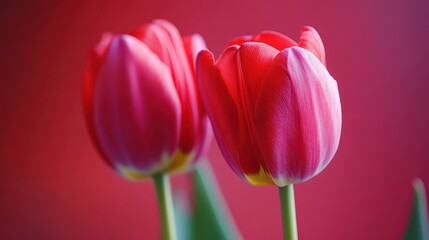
xmin=183 ymin=33 xmax=208 ymax=126
xmin=197 ymin=50 xmax=243 ymax=178
xmin=191 ymin=116 xmax=213 ymax=165
xmin=299 ymin=26 xmax=326 ymax=66
xmin=183 ymin=33 xmax=213 ymax=165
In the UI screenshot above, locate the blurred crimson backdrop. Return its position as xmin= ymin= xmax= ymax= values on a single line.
xmin=1 ymin=0 xmax=429 ymax=239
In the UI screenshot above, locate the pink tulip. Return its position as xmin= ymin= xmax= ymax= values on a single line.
xmin=197 ymin=27 xmax=341 ymax=187
xmin=83 ymin=20 xmax=212 ymax=180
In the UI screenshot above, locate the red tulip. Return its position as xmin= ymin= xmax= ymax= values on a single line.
xmin=197 ymin=27 xmax=341 ymax=187
xmin=83 ymin=20 xmax=212 ymax=180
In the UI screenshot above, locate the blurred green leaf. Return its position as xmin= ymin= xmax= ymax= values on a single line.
xmin=173 ymin=191 xmax=192 ymax=240
xmin=404 ymin=178 xmax=429 ymax=240
xmin=173 ymin=159 xmax=242 ymax=240
xmin=191 ymin=160 xmax=242 ymax=240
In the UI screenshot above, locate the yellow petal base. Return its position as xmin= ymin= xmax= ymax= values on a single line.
xmin=115 ymin=150 xmax=193 ymax=181
xmin=244 ymin=166 xmax=275 ymax=186
xmin=166 ymin=150 xmax=193 ymax=172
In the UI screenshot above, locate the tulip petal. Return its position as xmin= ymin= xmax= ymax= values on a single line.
xmin=221 ymin=43 xmax=278 ymax=181
xmin=227 ymin=35 xmax=253 ymax=47
xmin=227 ymin=31 xmax=298 ymax=50
xmin=183 ymin=33 xmax=209 ymax=121
xmin=197 ymin=50 xmax=243 ymax=177
xmin=299 ymin=26 xmax=326 ymax=66
xmin=191 ymin=116 xmax=213 ymax=164
xmin=183 ymin=33 xmax=207 ymax=73
xmin=130 ymin=24 xmax=171 ymax=67
xmin=215 ymin=46 xmax=242 ymax=106
xmin=154 ymin=20 xmax=201 ymax=155
xmin=254 ymin=31 xmax=298 ymax=50
xmin=214 ymin=44 xmax=279 ymax=181
xmin=131 ymin=21 xmax=189 ymax=100
xmin=254 ymin=47 xmax=341 ymax=186
xmin=132 ymin=20 xmax=199 ymax=155
xmin=151 ymin=19 xmax=196 ymax=99
xmin=183 ymin=34 xmax=213 ymax=164
xmin=238 ymin=42 xmax=279 ymax=113
xmin=82 ymin=33 xmax=113 ymax=167
xmin=94 ymin=35 xmax=181 ymax=176
xmin=235 ymin=43 xmax=280 ymax=183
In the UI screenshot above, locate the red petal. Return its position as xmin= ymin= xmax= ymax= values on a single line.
xmin=94 ymin=35 xmax=181 ymax=174
xmin=227 ymin=31 xmax=298 ymax=50
xmin=233 ymin=43 xmax=280 ymax=179
xmin=182 ymin=33 xmax=208 ymax=120
xmin=197 ymin=50 xmax=243 ymax=177
xmin=130 ymin=23 xmax=171 ymax=66
xmin=212 ymin=43 xmax=279 ymax=178
xmin=238 ymin=42 xmax=279 ymax=114
xmin=299 ymin=26 xmax=326 ymax=66
xmin=183 ymin=33 xmax=207 ymax=73
xmin=131 ymin=20 xmax=192 ymax=107
xmin=183 ymin=33 xmax=213 ymax=163
xmin=227 ymin=35 xmax=253 ymax=47
xmin=132 ymin=20 xmax=199 ymax=154
xmin=153 ymin=20 xmax=200 ymax=154
xmin=254 ymin=47 xmax=341 ymax=186
xmin=83 ymin=33 xmax=113 ymax=115
xmin=254 ymin=31 xmax=298 ymax=50
xmin=191 ymin=116 xmax=213 ymax=164
xmin=215 ymin=45 xmax=241 ymax=105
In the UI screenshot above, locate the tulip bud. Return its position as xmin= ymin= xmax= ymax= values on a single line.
xmin=83 ymin=20 xmax=212 ymax=180
xmin=197 ymin=27 xmax=341 ymax=187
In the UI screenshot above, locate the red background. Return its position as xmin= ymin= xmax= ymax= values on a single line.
xmin=1 ymin=0 xmax=429 ymax=239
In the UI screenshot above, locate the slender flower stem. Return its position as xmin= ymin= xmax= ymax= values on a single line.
xmin=279 ymin=184 xmax=298 ymax=240
xmin=153 ymin=173 xmax=177 ymax=240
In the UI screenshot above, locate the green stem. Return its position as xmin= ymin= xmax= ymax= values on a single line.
xmin=279 ymin=184 xmax=298 ymax=240
xmin=153 ymin=173 xmax=177 ymax=240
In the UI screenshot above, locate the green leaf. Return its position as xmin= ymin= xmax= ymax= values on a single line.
xmin=173 ymin=191 xmax=192 ymax=240
xmin=192 ymin=160 xmax=242 ymax=240
xmin=404 ymin=178 xmax=429 ymax=240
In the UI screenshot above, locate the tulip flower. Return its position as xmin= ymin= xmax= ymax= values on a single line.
xmin=82 ymin=20 xmax=212 ymax=240
xmin=197 ymin=27 xmax=341 ymax=239
xmin=83 ymin=19 xmax=211 ymax=179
